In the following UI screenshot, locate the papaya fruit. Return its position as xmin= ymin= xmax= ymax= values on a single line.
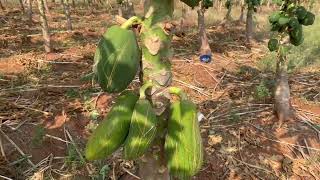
xmin=269 ymin=11 xmax=281 ymax=24
xmin=289 ymin=24 xmax=304 ymax=46
xmin=93 ymin=25 xmax=140 ymax=93
xmin=295 ymin=6 xmax=307 ymax=21
xmin=270 ymin=22 xmax=281 ymax=32
xmin=203 ymin=0 xmax=213 ymax=9
xmin=85 ymin=91 xmax=139 ymax=161
xmin=288 ymin=17 xmax=300 ymax=29
xmin=278 ymin=15 xmax=290 ymax=26
xmin=123 ymin=99 xmax=158 ymax=160
xmin=268 ymin=39 xmax=279 ymax=52
xmin=301 ymin=12 xmax=315 ymax=26
xmin=165 ymin=88 xmax=203 ymax=179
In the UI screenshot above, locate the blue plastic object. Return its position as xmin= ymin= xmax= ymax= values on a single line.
xmin=200 ymin=54 xmax=212 ymax=63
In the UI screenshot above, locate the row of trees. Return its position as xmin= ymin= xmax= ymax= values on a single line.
xmin=1 ymin=0 xmax=73 ymax=53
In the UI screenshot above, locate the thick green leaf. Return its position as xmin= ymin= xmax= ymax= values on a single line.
xmin=93 ymin=25 xmax=140 ymax=93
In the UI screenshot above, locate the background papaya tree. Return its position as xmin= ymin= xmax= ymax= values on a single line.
xmin=224 ymin=0 xmax=233 ymax=21
xmin=117 ymin=0 xmax=135 ymax=19
xmin=245 ymin=0 xmax=261 ymax=43
xmin=198 ymin=0 xmax=213 ymax=63
xmin=27 ymin=0 xmax=33 ymax=23
xmin=239 ymin=0 xmax=246 ymax=22
xmin=0 ymin=0 xmax=4 ymax=11
xmin=37 ymin=0 xmax=51 ymax=52
xmin=18 ymin=0 xmax=25 ymax=13
xmin=85 ymin=0 xmax=204 ymax=179
xmin=61 ymin=0 xmax=72 ymax=31
xmin=267 ymin=0 xmax=315 ymax=127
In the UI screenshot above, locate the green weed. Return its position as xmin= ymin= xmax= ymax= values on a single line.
xmin=31 ymin=126 xmax=46 ymax=147
xmin=228 ymin=111 xmax=241 ymax=122
xmin=65 ymin=144 xmax=85 ymax=169
xmin=254 ymin=81 xmax=271 ymax=101
xmin=65 ymin=88 xmax=80 ymax=98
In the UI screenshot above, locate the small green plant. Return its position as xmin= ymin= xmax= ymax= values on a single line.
xmin=89 ymin=109 xmax=100 ymax=121
xmin=254 ymin=81 xmax=271 ymax=101
xmin=31 ymin=125 xmax=46 ymax=147
xmin=65 ymin=88 xmax=80 ymax=98
xmin=228 ymin=111 xmax=241 ymax=123
xmin=65 ymin=144 xmax=85 ymax=169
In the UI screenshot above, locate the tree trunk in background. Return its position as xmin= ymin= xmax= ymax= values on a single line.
xmin=218 ymin=0 xmax=223 ymax=11
xmin=118 ymin=0 xmax=135 ymax=19
xmin=246 ymin=7 xmax=254 ymax=43
xmin=176 ymin=3 xmax=187 ymax=36
xmin=71 ymin=0 xmax=75 ymax=8
xmin=37 ymin=0 xmax=51 ymax=53
xmin=118 ymin=4 xmax=123 ymax=17
xmin=225 ymin=2 xmax=232 ymax=21
xmin=43 ymin=0 xmax=50 ymax=15
xmin=274 ymin=56 xmax=292 ymax=128
xmin=0 ymin=0 xmax=5 ymax=10
xmin=239 ymin=6 xmax=245 ymax=22
xmin=198 ymin=8 xmax=212 ymax=57
xmin=61 ymin=0 xmax=72 ymax=31
xmin=19 ymin=0 xmax=25 ymax=12
xmin=266 ymin=0 xmax=270 ymax=8
xmin=239 ymin=1 xmax=245 ymax=22
xmin=27 ymin=0 xmax=33 ymax=23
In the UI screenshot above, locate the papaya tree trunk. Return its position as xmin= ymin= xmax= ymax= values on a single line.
xmin=176 ymin=3 xmax=187 ymax=36
xmin=118 ymin=5 xmax=123 ymax=17
xmin=198 ymin=7 xmax=212 ymax=57
xmin=27 ymin=0 xmax=33 ymax=23
xmin=239 ymin=3 xmax=245 ymax=22
xmin=0 ymin=0 xmax=5 ymax=10
xmin=61 ymin=0 xmax=72 ymax=31
xmin=43 ymin=0 xmax=50 ymax=15
xmin=118 ymin=0 xmax=135 ymax=19
xmin=137 ymin=0 xmax=175 ymax=179
xmin=37 ymin=0 xmax=51 ymax=53
xmin=274 ymin=55 xmax=292 ymax=127
xmin=19 ymin=0 xmax=25 ymax=12
xmin=225 ymin=2 xmax=232 ymax=21
xmin=246 ymin=7 xmax=254 ymax=43
xmin=218 ymin=0 xmax=223 ymax=11
xmin=71 ymin=0 xmax=75 ymax=8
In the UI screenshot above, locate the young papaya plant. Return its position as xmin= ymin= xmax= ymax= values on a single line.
xmin=85 ymin=0 xmax=204 ymax=179
xmin=267 ymin=0 xmax=315 ymax=127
